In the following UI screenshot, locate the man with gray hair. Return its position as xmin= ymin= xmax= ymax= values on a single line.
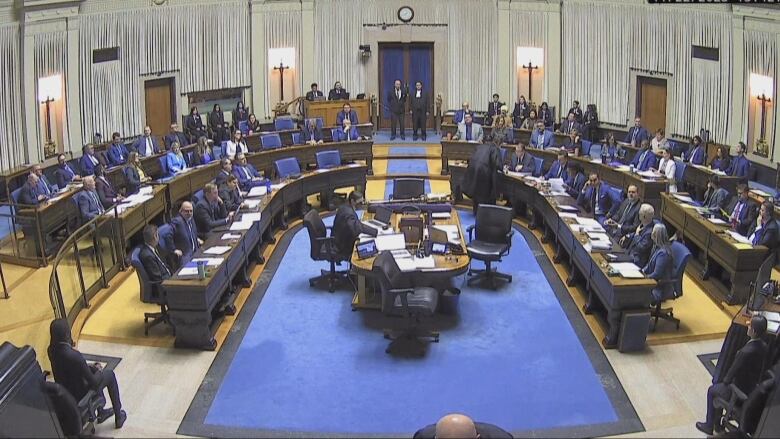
xmin=77 ymin=176 xmax=105 ymax=224
xmin=413 ymin=413 xmax=513 ymax=438
xmin=619 ymin=203 xmax=656 ymax=267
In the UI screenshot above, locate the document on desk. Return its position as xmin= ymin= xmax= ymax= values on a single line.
xmin=637 ymin=170 xmax=658 ymax=178
xmin=711 ymin=169 xmax=727 ymax=176
xmin=241 ymin=212 xmax=262 ymax=222
xmin=414 ymin=256 xmax=436 ymax=269
xmin=575 ymin=217 xmax=601 ymax=227
xmin=203 ymin=246 xmax=231 ymax=255
xmin=191 ymin=257 xmax=223 ymax=266
xmin=707 ymin=217 xmax=728 ymax=225
xmin=221 ymin=233 xmax=241 ymax=240
xmin=587 ymin=232 xmax=611 ymax=241
xmin=229 ymin=221 xmax=252 ymax=231
xmin=726 ymin=230 xmax=752 ymax=245
xmin=432 ymin=212 xmax=452 ymax=219
xmin=610 ymin=262 xmax=644 ymax=278
xmin=178 ymin=267 xmax=199 ymax=276
xmin=673 ymin=194 xmax=696 ymax=204
xmin=247 ymin=186 xmax=267 ymax=197
xmin=590 ymin=240 xmax=612 ymax=250
xmin=375 ymin=233 xmax=406 ymax=251
xmin=435 ymin=225 xmax=461 ymax=242
xmin=270 ymin=183 xmax=286 ymax=191
xmin=395 ymin=257 xmax=417 ymax=272
xmin=548 ymin=178 xmax=565 ymax=193
xmin=558 ymin=205 xmax=579 ymax=212
xmin=559 ymin=212 xmax=578 ymax=218
xmin=243 ymin=199 xmax=262 ymax=208
xmin=615 ymin=165 xmax=631 ymax=172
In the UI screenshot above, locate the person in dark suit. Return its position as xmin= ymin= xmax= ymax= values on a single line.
xmin=18 ymin=173 xmax=46 ymax=205
xmin=577 ymin=173 xmax=613 ymax=221
xmin=696 ymin=315 xmax=768 ymax=435
xmin=485 ymin=93 xmax=504 ymax=126
xmin=563 ymin=163 xmax=586 ymax=199
xmin=335 ymin=102 xmax=359 ymax=126
xmin=410 ymin=81 xmax=430 ymax=141
xmin=630 ymin=140 xmax=658 ymax=171
xmin=462 ymin=142 xmax=503 ymax=215
xmin=232 ymin=153 xmax=265 ymax=190
xmin=558 ymin=113 xmax=582 ymax=135
xmin=727 ymin=142 xmax=750 ymax=178
xmin=748 ymin=201 xmax=779 ymax=250
xmin=208 ymin=104 xmax=230 ymax=143
xmin=507 ymin=142 xmax=534 ymax=173
xmin=453 ymin=101 xmax=473 ymax=124
xmin=414 ymin=413 xmax=513 ymax=439
xmin=305 ymin=82 xmax=324 ymax=101
xmin=54 ymin=154 xmax=81 ymax=189
xmin=219 ymin=175 xmax=244 ymax=213
xmin=538 ymin=102 xmax=553 ymax=129
xmin=32 ymin=164 xmax=55 ymax=197
xmin=582 ymin=104 xmax=599 ymax=141
xmin=620 ymin=203 xmax=656 ymax=267
xmin=728 ymin=184 xmax=758 ymax=237
xmin=131 ymin=126 xmax=161 ymax=157
xmin=80 ymin=144 xmax=101 ymax=176
xmin=332 ymin=191 xmax=377 ymax=255
xmin=302 ymin=118 xmax=324 ymax=144
xmin=567 ymin=100 xmax=584 ymax=123
xmin=77 ymin=177 xmax=105 ymax=224
xmin=164 ymin=123 xmax=189 ymax=150
xmin=642 ymin=224 xmax=675 ymax=305
xmin=624 ymin=117 xmax=650 ymax=147
xmin=123 ymin=152 xmax=148 ymax=195
xmin=185 ymin=106 xmax=207 ymax=142
xmin=702 ymin=175 xmax=730 ymax=211
xmin=605 ymin=184 xmax=641 ymax=238
xmin=544 ymin=149 xmax=569 ymax=180
xmin=387 ymin=79 xmax=407 ymax=140
xmin=171 ymin=201 xmax=200 ymax=266
xmin=215 ymin=158 xmax=233 ymax=187
xmin=327 ymin=81 xmax=348 ymax=100
xmin=48 ymin=318 xmax=126 ymax=429
xmin=512 ymin=95 xmax=530 ymax=128
xmin=194 ymin=183 xmax=233 ymax=239
xmin=106 ymin=132 xmax=128 ymax=167
xmin=140 ymin=224 xmax=172 ymax=285
xmin=94 ymin=165 xmax=124 ymax=208
xmin=334 ymin=118 xmax=360 ymax=142
xmin=683 ymin=135 xmax=706 ymax=165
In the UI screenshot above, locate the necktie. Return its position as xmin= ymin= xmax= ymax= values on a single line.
xmin=65 ymin=165 xmax=73 ymax=179
xmin=619 ymin=201 xmax=633 ymax=223
xmin=592 ymin=188 xmax=599 ymax=214
xmin=92 ymin=191 xmax=104 ymax=214
xmin=396 ymin=89 xmax=400 ymax=100
xmin=466 ymin=125 xmax=472 ymax=141
xmin=41 ymin=177 xmax=50 ymax=195
xmin=632 ymin=129 xmax=638 ymax=143
xmin=242 ymin=166 xmax=250 ymax=179
xmin=638 ymin=150 xmax=648 ymax=169
xmin=538 ymin=132 xmax=544 ymax=146
xmin=187 ymin=219 xmax=196 ymax=250
xmin=733 ymin=202 xmax=744 ymax=222
xmin=90 ymin=155 xmax=98 ymax=165
xmin=557 ymin=163 xmax=563 ymax=178
xmin=146 ymin=137 xmax=153 ymax=155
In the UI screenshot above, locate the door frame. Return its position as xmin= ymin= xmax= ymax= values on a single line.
xmin=628 ymin=69 xmax=676 ymax=136
xmin=139 ymin=72 xmax=181 ymax=131
xmin=377 ymin=42 xmax=435 ymax=130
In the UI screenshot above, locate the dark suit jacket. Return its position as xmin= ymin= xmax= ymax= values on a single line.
xmin=626 ymin=220 xmax=656 ymax=267
xmin=387 ymin=88 xmax=407 ymax=114
xmin=644 ymin=247 xmax=674 ymax=300
xmin=79 ymin=154 xmax=99 ymax=176
xmin=630 ymin=148 xmax=658 ymax=171
xmin=336 ymin=110 xmax=358 ymax=126
xmin=544 ymin=159 xmax=567 ymax=180
xmin=328 ymin=88 xmax=348 ymax=100
xmin=332 ymin=205 xmax=376 ymax=254
xmin=509 ymin=152 xmax=534 ymax=173
xmin=18 ymin=184 xmax=41 ymax=205
xmin=219 ymin=184 xmax=243 ymax=212
xmin=106 ymin=143 xmax=129 ymax=166
xmin=301 ymin=125 xmax=324 ymax=142
xmin=577 ymin=184 xmax=613 ymax=216
xmin=334 ymin=126 xmax=360 ymax=142
xmin=560 ymin=120 xmax=583 ymax=135
xmin=54 ymin=163 xmax=78 ymax=189
xmin=487 ymin=101 xmax=505 ymax=118
xmin=139 ymin=244 xmax=171 ymax=284
xmin=194 ymin=198 xmax=228 ymax=239
xmin=414 ymin=422 xmax=513 ymax=439
xmin=131 ymin=135 xmax=161 ymax=156
xmin=410 ymin=91 xmax=430 ymax=113
xmin=568 ymin=106 xmax=584 ymax=123
xmin=703 ymin=187 xmax=730 ymax=211
xmin=721 ymin=338 xmax=768 ymax=393
xmin=727 ymin=155 xmax=750 ymax=178
xmin=164 ymin=131 xmax=189 ymax=149
xmin=727 ymin=197 xmax=758 ymax=236
xmin=171 ymin=214 xmax=199 ymax=263
xmin=625 ymin=126 xmax=650 ymax=144
xmin=608 ymin=198 xmax=641 ymax=237
xmin=95 ymin=176 xmax=119 ymax=208
xmin=539 ymin=108 xmax=554 ymax=128
xmin=77 ymin=190 xmax=103 ymax=223
xmin=305 ymin=90 xmax=324 ymax=100
xmin=215 ymin=170 xmax=231 ymax=187
xmin=564 ymin=172 xmax=586 ymax=198
xmin=48 ymin=342 xmax=101 ymax=402
xmin=748 ymin=219 xmax=779 ymax=250
xmin=185 ymin=114 xmax=206 ymax=137
xmin=123 ymin=166 xmax=142 ymax=195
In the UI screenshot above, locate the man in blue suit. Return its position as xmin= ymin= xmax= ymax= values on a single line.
xmin=630 ymin=140 xmax=658 ymax=171
xmin=727 ymin=184 xmax=758 ymax=237
xmin=302 ymin=119 xmax=324 ymax=144
xmin=564 ymin=163 xmax=586 ymax=198
xmin=77 ymin=177 xmax=105 ymax=224
xmin=335 ymin=103 xmax=358 ymax=126
xmin=544 ymin=149 xmax=569 ymax=180
xmin=232 ymin=153 xmax=265 ymax=189
xmin=577 ymin=173 xmax=614 ymax=222
xmin=80 ymin=144 xmax=100 ymax=176
xmin=54 ymin=154 xmax=81 ymax=189
xmin=702 ymin=175 xmax=730 ymax=211
xmin=164 ymin=123 xmax=189 ymax=150
xmin=106 ymin=132 xmax=129 ymax=166
xmin=624 ymin=117 xmax=650 ymax=147
xmin=529 ymin=122 xmax=553 ymax=149
xmin=453 ymin=101 xmax=473 ymax=124
xmin=727 ymin=142 xmax=750 ymax=178
xmin=131 ymin=126 xmax=161 ymax=157
xmin=18 ymin=173 xmax=47 ymax=205
xmin=334 ymin=119 xmax=360 ymax=142
xmin=683 ymin=135 xmax=706 ymax=165
xmin=32 ymin=165 xmax=55 ymax=197
xmin=620 ymin=203 xmax=656 ymax=267
xmin=215 ymin=158 xmax=232 ymax=186
xmin=171 ymin=201 xmax=201 ymax=266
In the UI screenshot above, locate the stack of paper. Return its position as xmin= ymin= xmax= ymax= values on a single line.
xmin=230 ymin=221 xmax=252 ymax=231
xmin=375 ymin=233 xmax=406 ymax=251
xmin=711 ymin=169 xmax=727 ymax=176
xmin=615 ymin=165 xmax=631 ymax=172
xmin=548 ymin=178 xmax=565 ymax=193
xmin=270 ymin=183 xmax=285 ymax=191
xmin=247 ymin=186 xmax=268 ymax=197
xmin=559 ymin=212 xmax=578 ymax=219
xmin=221 ymin=233 xmax=241 ymax=240
xmin=707 ymin=217 xmax=728 ymax=225
xmin=191 ymin=257 xmax=223 ymax=266
xmin=178 ymin=267 xmax=199 ymax=276
xmin=558 ymin=205 xmax=579 ymax=212
xmin=610 ymin=262 xmax=644 ymax=278
xmin=243 ymin=199 xmax=262 ymax=209
xmin=414 ymin=256 xmax=436 ymax=269
xmin=575 ymin=217 xmax=601 ymax=227
xmin=203 ymin=246 xmax=231 ymax=255
xmin=241 ymin=212 xmax=262 ymax=222
xmin=672 ymin=193 xmax=695 ymax=204
xmin=726 ymin=230 xmax=752 ymax=245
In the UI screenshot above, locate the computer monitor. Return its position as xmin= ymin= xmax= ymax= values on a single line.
xmin=747 ymin=253 xmax=776 ymax=313
xmin=373 ymin=206 xmax=392 ymax=225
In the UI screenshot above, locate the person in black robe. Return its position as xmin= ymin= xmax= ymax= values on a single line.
xmin=462 ymin=141 xmax=503 ymax=215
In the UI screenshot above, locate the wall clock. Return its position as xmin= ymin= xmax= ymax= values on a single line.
xmin=398 ymin=6 xmax=414 ymax=23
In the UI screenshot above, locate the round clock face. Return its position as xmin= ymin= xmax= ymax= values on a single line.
xmin=398 ymin=6 xmax=414 ymax=23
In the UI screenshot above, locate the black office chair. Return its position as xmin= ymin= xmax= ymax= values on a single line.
xmin=650 ymin=241 xmax=691 ymax=331
xmin=466 ymin=204 xmax=514 ymax=289
xmin=392 ymin=178 xmax=425 ymax=200
xmin=714 ymin=370 xmax=776 ymax=436
xmin=372 ymin=251 xmax=439 ymax=353
xmin=130 ymin=247 xmax=173 ymax=335
xmin=303 ymin=209 xmax=352 ymax=292
xmin=43 ymin=381 xmax=106 ymax=437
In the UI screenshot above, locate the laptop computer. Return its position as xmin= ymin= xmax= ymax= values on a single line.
xmin=429 ymin=226 xmax=449 ymax=245
xmin=366 ymin=206 xmax=392 ymax=229
xmin=356 ymin=239 xmax=379 ymax=260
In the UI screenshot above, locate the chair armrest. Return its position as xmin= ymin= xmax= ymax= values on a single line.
xmin=388 ymin=287 xmax=415 ymax=314
xmin=729 ymin=383 xmax=748 ymax=402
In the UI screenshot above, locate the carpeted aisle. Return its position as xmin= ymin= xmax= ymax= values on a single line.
xmin=184 ymin=211 xmax=641 ymax=437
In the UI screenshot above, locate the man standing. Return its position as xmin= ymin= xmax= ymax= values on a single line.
xmin=462 ymin=142 xmax=503 ymax=215
xmin=387 ymin=79 xmax=407 ymax=140
xmin=409 ymin=81 xmax=430 ymax=141
xmin=625 ymin=117 xmax=650 ymax=147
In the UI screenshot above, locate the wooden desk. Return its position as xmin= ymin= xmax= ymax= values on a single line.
xmin=244 ymin=124 xmax=374 ymax=151
xmin=163 ymin=164 xmax=368 ymax=349
xmin=104 ymin=144 xmax=197 ymax=191
xmin=350 ymin=206 xmax=470 ymax=310
xmin=154 ymin=161 xmax=221 ymax=208
xmin=660 ymin=193 xmax=767 ymax=305
xmin=245 ymin=140 xmax=374 ymax=177
xmin=304 ymin=99 xmax=370 ymax=127
xmin=108 ymin=185 xmax=167 ymax=257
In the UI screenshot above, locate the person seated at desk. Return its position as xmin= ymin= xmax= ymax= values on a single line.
xmin=219 ymin=175 xmax=244 ymax=213
xmin=123 ymin=151 xmax=149 ymax=195
xmin=630 ymin=140 xmax=657 ymax=171
xmin=208 ymin=104 xmax=230 ymax=143
xmin=728 ymin=184 xmax=758 ymax=237
xmin=529 ymin=122 xmax=553 ymax=149
xmin=563 ymin=163 xmax=586 ymax=198
xmin=710 ymin=144 xmax=731 ymax=172
xmin=485 ymin=93 xmax=504 ymax=126
xmin=619 ymin=203 xmax=656 ymax=267
xmin=328 ymin=81 xmax=349 ymax=100
xmin=216 ymin=158 xmax=232 ymax=186
xmin=131 ymin=126 xmax=161 ymax=157
xmin=562 ymin=129 xmax=582 ymax=156
xmin=650 ymin=128 xmax=669 ymax=154
xmin=302 ymin=118 xmax=324 ymax=144
xmin=94 ymin=165 xmax=124 ymax=208
xmin=696 ymin=314 xmax=768 ymax=436
xmin=557 ymin=112 xmax=582 ymax=135
xmin=605 ymin=184 xmax=641 ymax=239
xmin=683 ymin=135 xmax=706 ymax=165
xmin=538 ymin=102 xmax=553 ymax=129
xmin=463 ymin=142 xmax=503 ymax=215
xmin=78 ymin=177 xmax=105 ymax=223
xmin=172 ymin=201 xmax=201 ymax=266
xmin=80 ymin=144 xmax=101 ymax=176
xmin=225 ymin=130 xmax=248 ymax=159
xmin=727 ymin=141 xmax=750 ymax=178
xmin=568 ymin=100 xmax=584 ymax=123
xmin=164 ymin=123 xmax=189 ymax=150
xmin=233 ymin=153 xmax=265 ymax=189
xmin=748 ymin=201 xmax=779 ymax=249
xmin=140 ymin=224 xmax=172 ymax=285
xmin=191 ymin=136 xmax=214 ymax=167
xmin=490 ymin=107 xmax=513 ymax=145
xmin=601 ymin=133 xmax=626 ymax=162
xmin=702 ymin=175 xmax=730 ymax=211
xmin=336 ymin=102 xmax=359 ymax=126
xmin=106 ymin=132 xmax=129 ymax=167
xmin=544 ymin=149 xmax=569 ymax=180
xmin=306 ymin=82 xmax=324 ymax=101
xmin=520 ymin=109 xmax=538 ymax=130
xmin=453 ymin=113 xmax=483 ymax=143
xmin=506 ymin=143 xmax=534 ymax=174
xmin=247 ymin=113 xmax=261 ymax=134
xmin=48 ymin=318 xmax=127 ymax=430
xmin=194 ymin=183 xmax=233 ymax=239
xmin=32 ymin=164 xmax=55 ymax=197
xmin=625 ymin=117 xmax=650 ymax=147
xmin=414 ymin=413 xmax=513 ymax=439
xmin=453 ymin=101 xmax=473 ymax=124
xmin=233 ymin=101 xmax=249 ymax=130
xmin=577 ymin=172 xmax=613 ymax=222
xmin=54 ymin=153 xmax=82 ymax=189
xmin=652 ymin=147 xmax=677 ymax=192
xmin=18 ymin=173 xmax=47 ymax=205
xmin=333 ymin=191 xmax=377 ymax=255
xmin=185 ymin=106 xmax=208 ymax=141
xmin=512 ymin=95 xmax=530 ymax=128
xmin=641 ymin=224 xmax=675 ymax=305
xmin=166 ymin=142 xmax=187 ymax=175
xmin=334 ymin=118 xmax=361 ymax=142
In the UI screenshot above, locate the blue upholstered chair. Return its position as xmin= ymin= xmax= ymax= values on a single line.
xmin=129 ymin=247 xmax=172 ymax=335
xmin=261 ymin=134 xmax=282 ymax=150
xmin=275 ymin=157 xmax=301 ymax=179
xmin=316 ymin=150 xmax=341 ymax=169
xmin=532 ymin=157 xmax=544 ymax=177
xmin=651 ymin=241 xmax=691 ymax=331
xmin=274 ymin=117 xmax=295 ymax=131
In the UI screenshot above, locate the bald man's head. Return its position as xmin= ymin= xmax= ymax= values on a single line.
xmin=435 ymin=413 xmax=478 ymax=439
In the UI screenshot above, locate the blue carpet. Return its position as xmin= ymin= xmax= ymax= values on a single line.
xmin=384 ymin=159 xmax=431 ymax=199
xmin=201 ymin=211 xmax=622 ymax=436
xmin=0 ymin=206 xmax=14 ymax=240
